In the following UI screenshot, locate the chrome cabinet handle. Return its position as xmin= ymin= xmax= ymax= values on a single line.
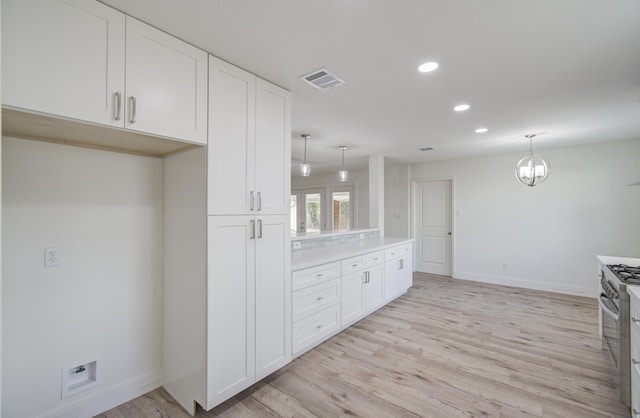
xmin=633 ymin=317 xmax=640 ymax=323
xmin=316 ymin=324 xmax=323 ymax=329
xmin=316 ymin=273 xmax=323 ymax=278
xmin=114 ymin=92 xmax=122 ymax=121
xmin=352 ymin=264 xmax=358 ymax=268
xmin=129 ymin=96 xmax=137 ymax=124
xmin=257 ymin=219 xmax=262 ymax=239
xmin=316 ymin=296 xmax=324 ymax=301
xmin=399 ymin=259 xmax=404 ymax=270
xmin=633 ymin=408 xmax=640 ymax=416
xmin=257 ymin=192 xmax=262 ymax=211
xmin=250 ymin=191 xmax=255 ymax=211
xmin=633 ymin=359 xmax=640 ymax=365
xmin=250 ymin=220 xmax=255 ymax=239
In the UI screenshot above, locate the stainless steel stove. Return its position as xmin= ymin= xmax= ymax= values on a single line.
xmin=600 ymin=262 xmax=640 ymax=408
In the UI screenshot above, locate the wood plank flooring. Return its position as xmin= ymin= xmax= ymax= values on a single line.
xmin=97 ymin=273 xmax=630 ymax=418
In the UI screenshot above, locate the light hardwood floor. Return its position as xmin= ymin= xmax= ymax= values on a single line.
xmin=98 ymin=273 xmax=630 ymax=418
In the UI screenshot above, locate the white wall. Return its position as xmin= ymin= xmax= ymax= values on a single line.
xmin=384 ymin=163 xmax=410 ymax=238
xmin=2 ymin=137 xmax=163 ymax=417
xmin=291 ymin=168 xmax=369 ymax=229
xmin=410 ymin=138 xmax=640 ymax=296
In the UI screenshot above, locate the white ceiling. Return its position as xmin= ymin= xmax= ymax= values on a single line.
xmin=101 ymin=0 xmax=640 ymax=174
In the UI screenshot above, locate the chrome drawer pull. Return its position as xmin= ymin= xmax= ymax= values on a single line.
xmin=633 ymin=359 xmax=640 ymax=365
xmin=316 ymin=273 xmax=323 ymax=277
xmin=114 ymin=91 xmax=122 ymax=121
xmin=129 ymin=96 xmax=137 ymax=123
xmin=316 ymin=324 xmax=323 ymax=329
xmin=316 ymin=296 xmax=324 ymax=301
xmin=352 ymin=264 xmax=358 ymax=267
xmin=633 ymin=409 xmax=640 ymax=416
xmin=633 ymin=317 xmax=640 ymax=323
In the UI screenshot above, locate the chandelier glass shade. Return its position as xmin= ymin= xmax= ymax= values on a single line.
xmin=300 ymin=134 xmax=311 ymax=177
xmin=515 ymin=134 xmax=549 ymax=187
xmin=338 ymin=146 xmax=348 ymax=182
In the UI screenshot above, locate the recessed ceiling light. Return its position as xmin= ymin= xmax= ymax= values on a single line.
xmin=475 ymin=127 xmax=488 ymax=133
xmin=454 ymin=104 xmax=470 ymax=112
xmin=418 ymin=62 xmax=439 ymax=73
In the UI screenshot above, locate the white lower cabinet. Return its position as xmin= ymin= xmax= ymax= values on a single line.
xmin=384 ymin=243 xmax=413 ymax=301
xmin=631 ymin=289 xmax=640 ymax=417
xmin=206 ymin=214 xmax=290 ymax=409
xmin=341 ymin=251 xmax=385 ymax=327
xmin=291 ymin=241 xmax=414 ymax=358
xmin=291 ymin=262 xmax=341 ymax=356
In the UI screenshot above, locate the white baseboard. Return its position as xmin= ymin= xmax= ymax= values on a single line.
xmin=39 ymin=370 xmax=162 ymax=418
xmin=452 ymin=271 xmax=596 ymax=298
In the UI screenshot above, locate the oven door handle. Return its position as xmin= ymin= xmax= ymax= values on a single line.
xmin=599 ymin=294 xmax=620 ymax=321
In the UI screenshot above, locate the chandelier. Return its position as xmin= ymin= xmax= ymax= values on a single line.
xmin=515 ymin=134 xmax=549 ymax=187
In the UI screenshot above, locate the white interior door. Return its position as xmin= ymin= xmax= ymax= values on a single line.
xmin=414 ymin=180 xmax=452 ymax=275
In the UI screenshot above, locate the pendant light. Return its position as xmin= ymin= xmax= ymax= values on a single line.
xmin=515 ymin=134 xmax=550 ymax=187
xmin=338 ymin=146 xmax=348 ymax=182
xmin=300 ymin=134 xmax=311 ymax=177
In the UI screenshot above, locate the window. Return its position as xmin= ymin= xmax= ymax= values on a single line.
xmin=291 ymin=189 xmax=325 ymax=233
xmin=292 ymin=186 xmax=354 ymax=233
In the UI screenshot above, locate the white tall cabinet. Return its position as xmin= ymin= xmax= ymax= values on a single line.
xmin=2 ymin=0 xmax=208 ymax=145
xmin=164 ymin=55 xmax=292 ymax=414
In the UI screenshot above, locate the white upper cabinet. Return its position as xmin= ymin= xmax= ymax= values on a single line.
xmin=2 ymin=0 xmax=125 ymax=127
xmin=208 ymin=56 xmax=256 ymax=214
xmin=254 ymin=79 xmax=292 ymax=215
xmin=125 ymin=17 xmax=208 ymax=144
xmin=208 ymin=56 xmax=291 ymax=215
xmin=2 ymin=0 xmax=208 ymax=145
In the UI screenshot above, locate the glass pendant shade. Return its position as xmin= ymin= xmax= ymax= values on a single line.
xmin=338 ymin=146 xmax=348 ymax=182
xmin=515 ymin=135 xmax=549 ymax=187
xmin=300 ymin=162 xmax=310 ymax=177
xmin=300 ymin=134 xmax=311 ymax=177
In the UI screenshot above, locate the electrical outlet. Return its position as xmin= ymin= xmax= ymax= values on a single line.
xmin=45 ymin=247 xmax=62 ymax=267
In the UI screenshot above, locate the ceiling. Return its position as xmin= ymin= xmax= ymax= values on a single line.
xmin=101 ymin=0 xmax=640 ymax=174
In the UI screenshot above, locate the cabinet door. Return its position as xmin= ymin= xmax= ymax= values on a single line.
xmin=341 ymin=271 xmax=365 ymax=327
xmin=364 ymin=264 xmax=385 ymax=312
xmin=206 ymin=216 xmax=256 ymax=409
xmin=208 ymin=56 xmax=256 ymax=215
xmin=125 ymin=17 xmax=208 ymax=144
xmin=2 ymin=0 xmax=125 ymax=127
xmin=384 ymin=260 xmax=400 ymax=301
xmin=255 ymin=215 xmax=291 ymax=380
xmin=398 ymin=253 xmax=413 ymax=290
xmin=254 ymin=78 xmax=291 ymax=215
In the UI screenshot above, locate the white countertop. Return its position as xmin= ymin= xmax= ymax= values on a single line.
xmin=292 ymin=237 xmax=414 ymax=270
xmin=597 ymin=255 xmax=640 ymax=267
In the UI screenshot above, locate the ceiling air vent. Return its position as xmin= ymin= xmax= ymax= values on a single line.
xmin=300 ymin=68 xmax=346 ymax=91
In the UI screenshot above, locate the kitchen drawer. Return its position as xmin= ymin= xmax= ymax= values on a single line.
xmin=633 ymin=325 xmax=640 ymax=374
xmin=342 ymin=251 xmax=384 ymax=273
xmin=292 ymin=304 xmax=340 ymax=356
xmin=363 ymin=251 xmax=384 ymax=267
xmin=292 ymin=262 xmax=340 ymax=291
xmin=632 ymin=292 xmax=640 ymax=336
xmin=385 ymin=244 xmax=411 ymax=260
xmin=292 ymin=279 xmax=340 ymax=322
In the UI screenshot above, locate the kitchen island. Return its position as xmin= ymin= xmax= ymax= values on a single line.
xmin=291 ymin=231 xmax=414 ymax=357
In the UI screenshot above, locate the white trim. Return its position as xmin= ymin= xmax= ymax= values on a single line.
xmin=38 ymin=370 xmax=162 ymax=418
xmin=453 ymin=271 xmax=596 ymax=298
